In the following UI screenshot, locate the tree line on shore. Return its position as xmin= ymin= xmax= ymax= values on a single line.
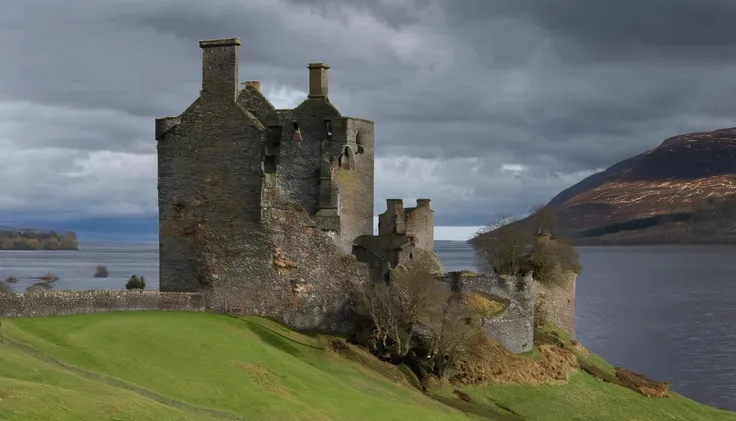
xmin=0 ymin=230 xmax=79 ymax=250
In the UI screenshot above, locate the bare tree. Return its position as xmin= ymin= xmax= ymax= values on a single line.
xmin=424 ymin=294 xmax=485 ymax=379
xmin=355 ymin=260 xmax=448 ymax=363
xmin=473 ymin=213 xmax=529 ymax=276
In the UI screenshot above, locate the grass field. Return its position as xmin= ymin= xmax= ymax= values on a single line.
xmin=0 ymin=311 xmax=734 ymax=421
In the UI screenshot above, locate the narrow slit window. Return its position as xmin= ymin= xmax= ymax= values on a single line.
xmin=293 ymin=122 xmax=302 ymax=143
xmin=324 ymin=120 xmax=332 ymax=139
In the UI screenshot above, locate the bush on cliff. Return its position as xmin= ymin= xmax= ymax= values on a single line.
xmin=472 ymin=205 xmax=580 ymax=286
xmin=126 ymin=275 xmax=145 ymax=290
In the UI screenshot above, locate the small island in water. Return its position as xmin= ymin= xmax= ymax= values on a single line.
xmin=0 ymin=229 xmax=78 ymax=250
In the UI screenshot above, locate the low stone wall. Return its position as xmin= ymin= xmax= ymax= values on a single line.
xmin=444 ymin=271 xmax=535 ymax=354
xmin=0 ymin=290 xmax=205 ymax=318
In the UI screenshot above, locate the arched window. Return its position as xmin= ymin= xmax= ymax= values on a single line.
xmin=338 ymin=146 xmax=355 ymax=170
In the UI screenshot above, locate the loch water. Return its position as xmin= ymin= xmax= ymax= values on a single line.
xmin=0 ymin=241 xmax=735 ymax=410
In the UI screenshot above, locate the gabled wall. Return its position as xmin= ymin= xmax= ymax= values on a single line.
xmin=157 ymin=39 xmax=266 ymax=293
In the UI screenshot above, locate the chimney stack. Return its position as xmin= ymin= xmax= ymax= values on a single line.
xmin=308 ymin=63 xmax=330 ymax=98
xmin=199 ymin=38 xmax=241 ymax=102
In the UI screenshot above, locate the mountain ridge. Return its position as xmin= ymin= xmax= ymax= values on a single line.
xmin=547 ymin=127 xmax=736 ymax=244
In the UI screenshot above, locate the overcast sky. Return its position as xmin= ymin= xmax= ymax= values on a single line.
xmin=3 ymin=0 xmax=736 ymax=240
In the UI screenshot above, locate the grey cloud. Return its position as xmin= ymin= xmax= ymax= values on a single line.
xmin=2 ymin=0 xmax=736 ymax=227
xmin=447 ymin=0 xmax=736 ymax=64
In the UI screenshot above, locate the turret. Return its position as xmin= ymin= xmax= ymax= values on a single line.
xmin=379 ymin=199 xmax=405 ymax=235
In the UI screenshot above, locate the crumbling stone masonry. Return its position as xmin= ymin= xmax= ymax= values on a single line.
xmin=353 ymin=198 xmax=440 ymax=281
xmin=445 ymin=271 xmax=535 ymax=354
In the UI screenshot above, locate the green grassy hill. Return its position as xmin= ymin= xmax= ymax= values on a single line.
xmin=0 ymin=311 xmax=733 ymax=421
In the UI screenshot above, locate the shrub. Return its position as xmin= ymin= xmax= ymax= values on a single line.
xmin=4 ymin=276 xmax=19 ymax=283
xmin=126 ymin=275 xmax=146 ymax=290
xmin=0 ymin=281 xmax=11 ymax=294
xmin=94 ymin=265 xmax=109 ymax=278
xmin=25 ymin=282 xmax=52 ymax=294
xmin=526 ymin=237 xmax=581 ymax=286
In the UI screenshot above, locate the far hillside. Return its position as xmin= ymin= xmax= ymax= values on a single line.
xmin=479 ymin=127 xmax=736 ymax=245
xmin=0 ymin=229 xmax=78 ymax=250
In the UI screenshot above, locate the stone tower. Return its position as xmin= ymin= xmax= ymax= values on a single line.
xmin=155 ymin=38 xmax=375 ymax=331
xmin=353 ymin=198 xmax=439 ymax=281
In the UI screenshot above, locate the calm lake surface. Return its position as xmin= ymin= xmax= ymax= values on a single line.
xmin=1 ymin=241 xmax=735 ymax=410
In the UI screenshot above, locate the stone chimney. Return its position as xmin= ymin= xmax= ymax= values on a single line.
xmin=243 ymin=80 xmax=261 ymax=91
xmin=199 ymin=38 xmax=241 ymax=102
xmin=308 ymin=63 xmax=330 ymax=98
xmin=416 ymin=198 xmax=431 ymax=209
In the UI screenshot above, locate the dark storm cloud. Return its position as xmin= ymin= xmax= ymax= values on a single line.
xmin=447 ymin=0 xmax=736 ymax=63
xmin=2 ymin=0 xmax=736 ymax=228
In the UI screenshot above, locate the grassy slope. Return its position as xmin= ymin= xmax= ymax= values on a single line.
xmin=0 ymin=311 xmax=477 ymax=421
xmin=0 ymin=311 xmax=734 ymax=421
xmin=0 ymin=344 xmax=220 ymax=421
xmin=431 ymin=325 xmax=736 ymax=421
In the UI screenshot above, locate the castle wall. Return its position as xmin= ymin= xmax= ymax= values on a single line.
xmin=205 ymin=200 xmax=371 ymax=332
xmin=445 ymin=271 xmax=534 ymax=354
xmin=332 ymin=118 xmax=375 ymax=252
xmin=157 ymin=39 xmax=269 ymax=293
xmin=0 ymin=291 xmax=205 ymax=318
xmin=353 ymin=233 xmax=416 ymax=280
xmin=535 ymin=272 xmax=577 ymax=337
xmin=277 ymin=99 xmax=340 ymax=216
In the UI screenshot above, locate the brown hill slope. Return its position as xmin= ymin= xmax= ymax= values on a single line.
xmin=529 ymin=128 xmax=736 ymax=245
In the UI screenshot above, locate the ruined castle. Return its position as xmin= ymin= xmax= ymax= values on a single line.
xmin=154 ymin=38 xmax=440 ymax=331
xmin=0 ymin=38 xmax=575 ymax=356
xmin=149 ymin=37 xmax=575 ymax=349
